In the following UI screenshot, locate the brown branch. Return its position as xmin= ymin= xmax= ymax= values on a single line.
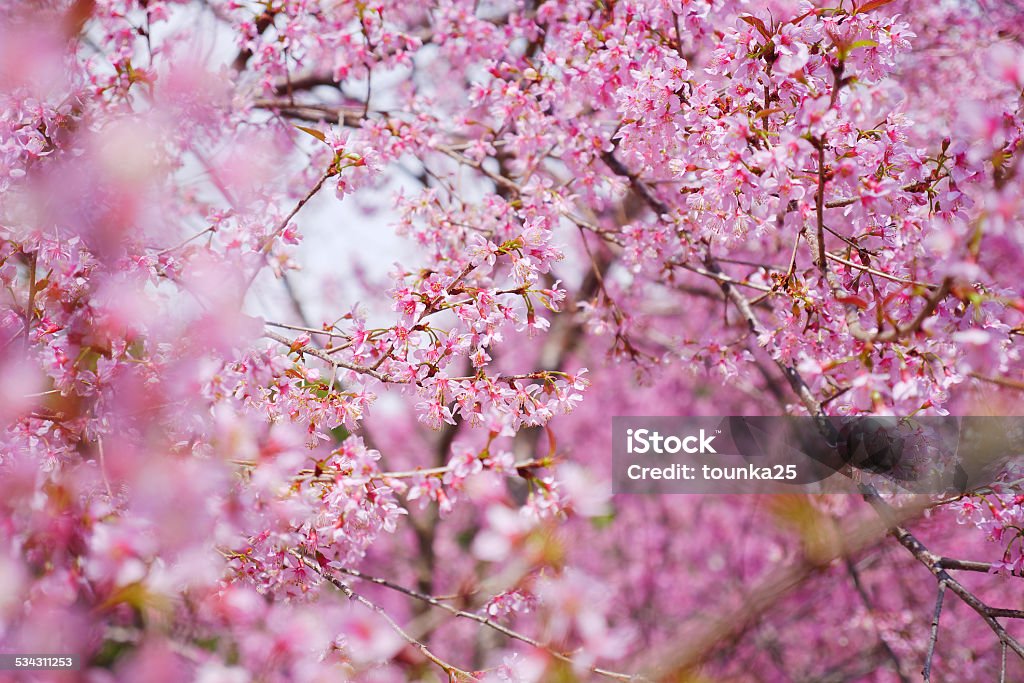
xmin=702 ymin=255 xmax=827 ymax=420
xmin=936 ymin=557 xmax=1003 ymax=573
xmin=600 ymin=149 xmax=670 ymax=216
xmin=253 ymin=99 xmax=371 ymax=127
xmin=845 ymin=277 xmax=953 ymax=343
xmin=863 ymin=491 xmax=1024 ymax=664
xmin=922 ymin=581 xmax=946 ymax=682
xmin=272 ymin=74 xmax=341 ymax=96
xmin=846 ymin=558 xmax=911 ymax=682
xmin=968 ymin=372 xmax=1024 ymax=392
xmin=434 ymin=145 xmax=523 ymax=194
xmin=232 ymin=10 xmax=274 ymax=72
xmin=814 ymin=141 xmax=828 ymax=275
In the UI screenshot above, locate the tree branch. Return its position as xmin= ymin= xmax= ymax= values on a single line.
xmin=329 ymin=564 xmax=638 ymax=682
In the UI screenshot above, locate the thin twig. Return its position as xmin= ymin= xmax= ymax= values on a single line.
xmin=331 ymin=565 xmax=638 ymax=682
xmin=264 ymin=329 xmax=401 ymax=383
xmin=815 ymin=142 xmax=828 ymax=275
xmin=265 ymin=320 xmax=350 ymax=339
xmin=670 ymin=261 xmax=774 ymax=293
xmin=97 ymin=435 xmax=114 ymax=500
xmin=923 ymin=581 xmax=945 ymax=682
xmin=151 ymin=226 xmax=216 ymax=257
xmin=256 ymin=169 xmax=332 ymax=255
xmin=376 ymin=458 xmax=547 ymax=481
xmin=845 ymin=558 xmax=910 ymax=682
xmin=825 ymin=252 xmax=938 ymax=288
xmin=844 ymin=278 xmax=953 ymax=343
xmin=291 ymin=551 xmax=474 ymax=680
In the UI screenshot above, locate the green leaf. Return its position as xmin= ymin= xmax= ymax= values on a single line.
xmin=590 ymin=511 xmax=616 ymax=529
xmin=91 ymin=637 xmax=134 ymax=669
xmin=849 ymin=39 xmax=879 ymax=51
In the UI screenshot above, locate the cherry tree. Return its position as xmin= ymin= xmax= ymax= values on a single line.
xmin=2 ymin=0 xmax=1024 ymax=680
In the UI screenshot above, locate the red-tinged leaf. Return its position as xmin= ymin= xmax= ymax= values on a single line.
xmin=753 ymin=106 xmax=784 ymax=121
xmin=295 ymin=125 xmax=328 ymax=144
xmin=788 ymin=8 xmax=820 ymax=25
xmin=854 ymin=0 xmax=897 ymax=15
xmin=740 ymin=15 xmax=773 ymax=40
xmin=545 ymin=424 xmax=558 ymax=459
xmin=837 ymin=294 xmax=870 ymax=310
xmin=63 ymin=0 xmax=96 ymax=38
xmin=289 ymin=334 xmax=311 ymax=353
